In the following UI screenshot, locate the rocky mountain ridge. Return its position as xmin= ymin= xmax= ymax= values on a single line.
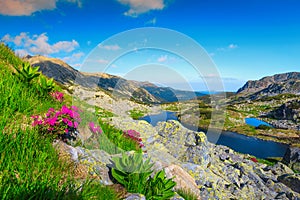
xmin=25 ymin=55 xmax=204 ymax=104
xmin=237 ymin=72 xmax=300 ymax=100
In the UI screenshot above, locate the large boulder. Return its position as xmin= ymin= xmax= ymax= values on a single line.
xmin=278 ymin=174 xmax=300 ymax=193
xmin=164 ymin=164 xmax=201 ymax=199
xmin=283 ymin=147 xmax=300 ymax=172
xmin=155 ymin=120 xmax=210 ymax=166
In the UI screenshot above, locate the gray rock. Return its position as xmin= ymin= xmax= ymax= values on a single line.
xmin=164 ymin=164 xmax=200 ymax=198
xmin=155 ymin=120 xmax=210 ymax=166
xmin=75 ymin=147 xmax=114 ymax=185
xmin=171 ymin=193 xmax=185 ymax=200
xmin=124 ymin=193 xmax=146 ymax=200
xmin=283 ymin=147 xmax=300 ymax=172
xmin=58 ymin=114 xmax=300 ymax=199
xmin=278 ymin=174 xmax=300 ymax=193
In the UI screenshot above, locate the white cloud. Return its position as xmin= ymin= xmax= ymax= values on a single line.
xmin=98 ymin=44 xmax=121 ymax=51
xmin=217 ymin=44 xmax=238 ymax=52
xmin=15 ymin=49 xmax=30 ymax=57
xmin=2 ymin=32 xmax=79 ymax=56
xmin=73 ymin=63 xmax=82 ymax=68
xmin=145 ymin=17 xmax=157 ymax=25
xmin=157 ymin=55 xmax=167 ymax=62
xmin=228 ymin=44 xmax=238 ymax=49
xmin=52 ymin=40 xmax=79 ymax=53
xmin=118 ymin=0 xmax=165 ymax=17
xmin=65 ymin=0 xmax=82 ymax=8
xmin=62 ymin=52 xmax=85 ymax=63
xmin=0 ymin=0 xmax=82 ymax=16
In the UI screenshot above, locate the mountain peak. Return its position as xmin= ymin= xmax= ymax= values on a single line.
xmin=237 ymin=72 xmax=300 ymax=100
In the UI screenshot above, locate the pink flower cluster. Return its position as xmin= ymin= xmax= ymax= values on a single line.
xmin=50 ymin=91 xmax=64 ymax=103
xmin=123 ymin=129 xmax=144 ymax=148
xmin=31 ymin=105 xmax=81 ymax=140
xmin=89 ymin=122 xmax=102 ymax=134
xmin=250 ymin=157 xmax=258 ymax=163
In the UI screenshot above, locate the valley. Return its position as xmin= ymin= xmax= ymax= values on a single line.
xmin=1 ymin=46 xmax=299 ymax=199
xmin=26 ymin=55 xmax=300 ymax=148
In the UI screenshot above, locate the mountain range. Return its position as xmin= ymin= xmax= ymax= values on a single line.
xmin=25 ymin=55 xmax=300 ymax=102
xmin=237 ymin=72 xmax=300 ymax=100
xmin=25 ymin=55 xmax=205 ymax=104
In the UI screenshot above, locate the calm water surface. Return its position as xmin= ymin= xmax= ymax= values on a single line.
xmin=140 ymin=111 xmax=288 ymax=159
xmin=245 ymin=117 xmax=273 ymax=127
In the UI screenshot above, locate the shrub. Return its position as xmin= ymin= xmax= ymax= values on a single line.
xmin=50 ymin=91 xmax=64 ymax=103
xmin=31 ymin=105 xmax=81 ymax=142
xmin=89 ymin=121 xmax=102 ymax=134
xmin=129 ymin=108 xmax=146 ymax=120
xmin=38 ymin=75 xmax=56 ymax=94
xmin=98 ymin=121 xmax=143 ymax=153
xmin=123 ymin=130 xmax=144 ymax=148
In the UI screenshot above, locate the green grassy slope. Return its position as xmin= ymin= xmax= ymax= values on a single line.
xmin=0 ymin=43 xmax=119 ymax=199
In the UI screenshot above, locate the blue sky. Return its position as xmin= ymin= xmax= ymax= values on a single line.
xmin=0 ymin=0 xmax=299 ymax=91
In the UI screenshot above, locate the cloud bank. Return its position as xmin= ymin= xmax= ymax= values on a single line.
xmin=117 ymin=0 xmax=166 ymax=17
xmin=0 ymin=0 xmax=82 ymax=16
xmin=2 ymin=32 xmax=79 ymax=56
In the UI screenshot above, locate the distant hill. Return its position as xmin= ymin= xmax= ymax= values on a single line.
xmin=237 ymin=72 xmax=300 ymax=100
xmin=25 ymin=55 xmax=204 ymax=103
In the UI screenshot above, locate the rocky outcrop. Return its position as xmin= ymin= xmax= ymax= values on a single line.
xmin=57 ymin=117 xmax=300 ymax=199
xmin=237 ymin=72 xmax=300 ymax=100
xmin=283 ymin=147 xmax=300 ymax=173
xmin=278 ymin=174 xmax=300 ymax=193
xmin=264 ymin=100 xmax=300 ymax=131
xmin=108 ymin=118 xmax=300 ymax=199
xmin=268 ymin=100 xmax=300 ymax=122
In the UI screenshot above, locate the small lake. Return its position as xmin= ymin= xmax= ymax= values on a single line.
xmin=140 ymin=111 xmax=288 ymax=159
xmin=245 ymin=118 xmax=273 ymax=127
xmin=140 ymin=111 xmax=178 ymax=126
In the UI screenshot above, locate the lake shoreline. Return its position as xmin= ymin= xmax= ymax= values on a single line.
xmin=141 ymin=110 xmax=290 ymax=159
xmin=176 ymin=112 xmax=300 ymax=148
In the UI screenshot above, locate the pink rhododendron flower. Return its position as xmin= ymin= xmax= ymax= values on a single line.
xmin=31 ymin=104 xmax=82 ymax=141
xmin=46 ymin=117 xmax=57 ymax=126
xmin=71 ymin=105 xmax=78 ymax=112
xmin=48 ymin=108 xmax=55 ymax=113
xmin=123 ymin=130 xmax=144 ymax=148
xmin=50 ymin=91 xmax=64 ymax=103
xmin=89 ymin=122 xmax=102 ymax=134
xmin=61 ymin=105 xmax=69 ymax=115
xmin=62 ymin=118 xmax=69 ymax=124
xmin=67 ymin=120 xmax=73 ymax=127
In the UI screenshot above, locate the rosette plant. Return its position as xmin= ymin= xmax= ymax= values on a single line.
xmin=13 ymin=62 xmax=40 ymax=83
